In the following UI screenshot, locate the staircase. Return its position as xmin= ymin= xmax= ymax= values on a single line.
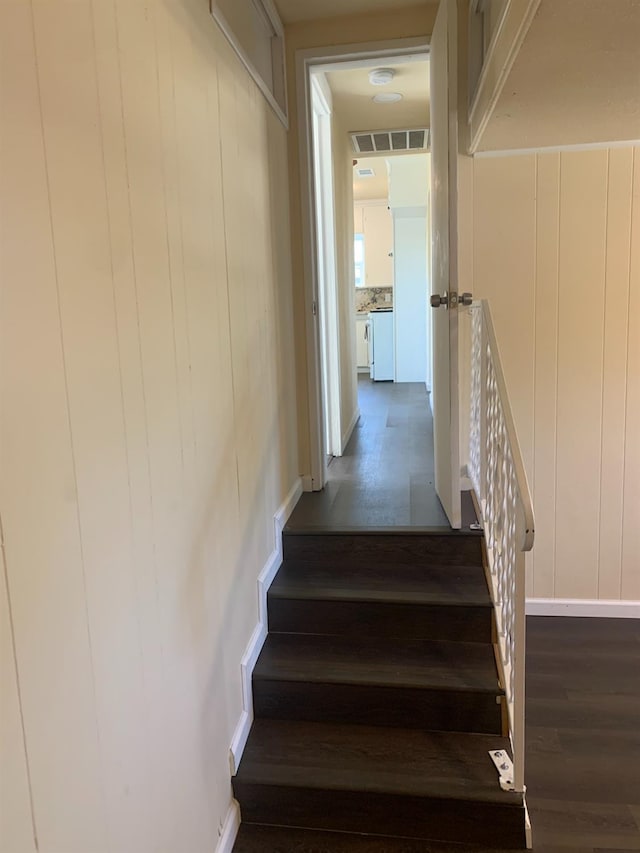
xmin=232 ymin=529 xmax=528 ymax=851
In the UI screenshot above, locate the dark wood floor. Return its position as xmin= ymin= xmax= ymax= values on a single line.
xmin=237 ymin=380 xmax=640 ymax=850
xmin=523 ymin=615 xmax=640 ymax=852
xmin=235 ymin=617 xmax=640 ymax=852
xmin=288 ymin=378 xmax=453 ymax=530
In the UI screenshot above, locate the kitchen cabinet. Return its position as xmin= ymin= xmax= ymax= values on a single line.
xmin=356 ymin=314 xmax=369 ymax=370
xmin=354 ymin=202 xmax=394 ymax=288
xmin=368 ymin=310 xmax=394 ymax=381
xmin=364 ymin=205 xmax=394 ymax=287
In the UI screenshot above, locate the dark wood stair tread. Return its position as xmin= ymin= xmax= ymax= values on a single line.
xmin=254 ymin=633 xmax=503 ymax=694
xmin=235 ymin=718 xmax=523 ymax=807
xmin=235 ymin=525 xmax=526 ymax=847
xmin=233 ymin=824 xmax=525 ymax=852
xmin=282 ymin=531 xmax=483 ymax=567
xmin=283 ymin=524 xmax=483 ymax=536
xmin=269 ymin=561 xmax=492 ymax=607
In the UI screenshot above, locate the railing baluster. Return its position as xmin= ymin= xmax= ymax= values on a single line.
xmin=513 ymin=547 xmax=526 ymax=793
xmin=479 ymin=315 xmax=488 ymax=518
xmin=468 ymin=300 xmax=535 ymax=796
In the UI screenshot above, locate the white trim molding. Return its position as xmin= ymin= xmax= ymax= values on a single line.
xmin=341 ymin=407 xmax=360 ymax=456
xmin=310 ymin=75 xmax=343 ymax=460
xmin=526 ymin=598 xmax=640 ymax=619
xmin=229 ymin=477 xmax=303 ymax=775
xmin=210 ymin=0 xmax=288 ymax=127
xmin=475 ymin=138 xmax=640 ymax=158
xmin=215 ymin=800 xmax=240 ymax=853
xmin=525 ymin=801 xmax=532 ymax=849
xmin=468 ymin=0 xmax=542 ymax=153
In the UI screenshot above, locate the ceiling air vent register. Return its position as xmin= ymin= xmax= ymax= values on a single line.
xmin=351 ymin=128 xmax=430 ymax=155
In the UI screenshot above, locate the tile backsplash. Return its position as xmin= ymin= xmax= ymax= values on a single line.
xmin=355 ymin=287 xmax=393 ymax=313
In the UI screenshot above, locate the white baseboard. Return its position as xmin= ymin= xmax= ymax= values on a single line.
xmin=341 ymin=407 xmax=360 ymax=455
xmin=526 ymin=598 xmax=640 ymax=618
xmin=301 ymin=473 xmax=314 ymax=492
xmin=275 ymin=477 xmax=304 ymax=549
xmin=215 ymin=800 xmax=240 ymax=853
xmin=524 ymin=798 xmax=532 ymax=849
xmin=229 ymin=476 xmax=303 ymax=775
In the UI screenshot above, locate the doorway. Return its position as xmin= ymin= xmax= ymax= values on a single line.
xmin=299 ymin=40 xmax=432 ymax=493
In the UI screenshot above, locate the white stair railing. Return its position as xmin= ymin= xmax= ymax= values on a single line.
xmin=469 ymin=300 xmax=535 ymax=794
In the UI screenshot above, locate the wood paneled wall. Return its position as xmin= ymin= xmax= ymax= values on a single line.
xmin=0 ymin=1 xmax=298 ymax=850
xmin=469 ymin=147 xmax=639 ymax=601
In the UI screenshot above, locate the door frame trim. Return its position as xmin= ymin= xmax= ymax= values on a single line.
xmin=295 ymin=36 xmax=430 ymax=490
xmin=310 ymin=74 xmax=342 ymax=462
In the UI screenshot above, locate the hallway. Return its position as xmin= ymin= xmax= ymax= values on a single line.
xmin=289 ymin=377 xmax=472 ymax=530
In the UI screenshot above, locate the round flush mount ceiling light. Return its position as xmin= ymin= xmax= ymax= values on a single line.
xmin=368 ymin=68 xmax=395 ymax=86
xmin=372 ymin=92 xmax=403 ymax=104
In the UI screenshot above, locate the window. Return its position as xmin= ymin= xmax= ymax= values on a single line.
xmin=211 ymin=0 xmax=287 ymax=126
xmin=354 ymin=234 xmax=365 ymax=287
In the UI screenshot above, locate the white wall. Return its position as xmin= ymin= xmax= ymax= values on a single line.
xmin=388 ymin=155 xmax=430 ymax=384
xmin=464 ymin=146 xmax=639 ymax=602
xmin=0 ymin=1 xmax=299 ymax=851
xmin=393 ymin=211 xmax=429 ymax=383
xmin=388 ymin=154 xmax=430 ymax=209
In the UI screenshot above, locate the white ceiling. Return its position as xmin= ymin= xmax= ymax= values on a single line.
xmin=273 ymin=0 xmax=426 ymax=24
xmin=479 ymin=0 xmax=640 ymax=151
xmin=353 ymin=157 xmax=389 ymax=201
xmin=274 ymin=0 xmax=639 ymax=151
xmin=325 ymin=60 xmax=430 ymax=134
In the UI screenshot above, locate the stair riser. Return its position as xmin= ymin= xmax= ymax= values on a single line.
xmin=267 ymin=597 xmax=493 ymax=643
xmin=233 ymin=783 xmax=527 ymax=848
xmin=235 ymin=824 xmax=527 ymax=853
xmin=282 ymin=533 xmax=483 ymax=567
xmin=253 ymin=680 xmax=503 ymax=734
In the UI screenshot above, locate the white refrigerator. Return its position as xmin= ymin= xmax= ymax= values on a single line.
xmin=368 ymin=310 xmax=394 ymax=381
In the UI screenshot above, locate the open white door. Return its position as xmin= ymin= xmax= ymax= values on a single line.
xmin=430 ymin=0 xmax=464 ymax=528
xmin=310 ymin=75 xmax=342 ymax=476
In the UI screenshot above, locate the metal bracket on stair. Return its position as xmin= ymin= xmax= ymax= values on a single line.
xmin=489 ymin=750 xmax=518 ymax=792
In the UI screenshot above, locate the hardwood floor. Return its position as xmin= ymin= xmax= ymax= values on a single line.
xmin=234 ymin=381 xmax=640 ymax=851
xmin=523 ymin=616 xmax=640 ymax=852
xmin=235 ymin=616 xmax=640 ymax=851
xmin=288 ymin=377 xmax=477 ymax=530
xmin=234 ymin=525 xmax=527 ymax=849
